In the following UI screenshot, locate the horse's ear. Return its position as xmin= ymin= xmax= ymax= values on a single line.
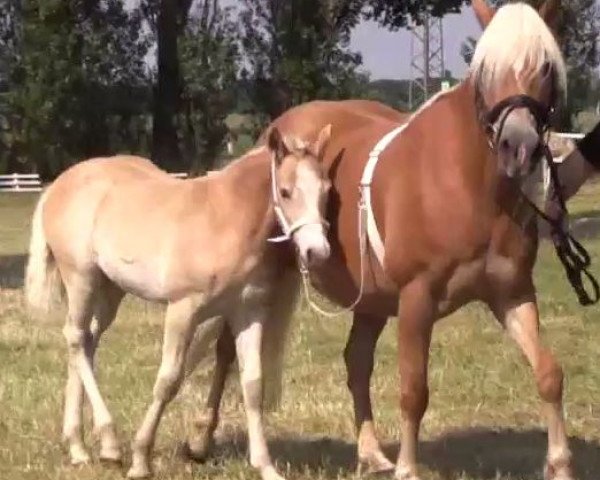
xmin=472 ymin=0 xmax=495 ymax=28
xmin=312 ymin=124 xmax=332 ymax=161
xmin=539 ymin=0 xmax=561 ymax=30
xmin=267 ymin=127 xmax=289 ymax=166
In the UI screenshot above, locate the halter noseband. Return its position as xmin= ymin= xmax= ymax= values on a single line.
xmin=267 ymin=158 xmax=329 ymax=244
xmin=476 ymin=84 xmax=600 ymax=306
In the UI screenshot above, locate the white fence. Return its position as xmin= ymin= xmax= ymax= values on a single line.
xmin=0 ymin=172 xmax=192 ymax=192
xmin=0 ymin=174 xmax=43 ymax=192
xmin=0 ymin=132 xmax=587 ymax=194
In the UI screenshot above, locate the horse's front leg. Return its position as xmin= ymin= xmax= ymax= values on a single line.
xmin=490 ymin=295 xmax=573 ymax=480
xmin=230 ymin=303 xmax=283 ymax=480
xmin=344 ymin=312 xmax=394 ymax=474
xmin=395 ymin=277 xmax=435 ymax=480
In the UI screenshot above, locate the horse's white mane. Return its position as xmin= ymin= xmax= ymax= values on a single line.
xmin=470 ymin=2 xmax=567 ymax=97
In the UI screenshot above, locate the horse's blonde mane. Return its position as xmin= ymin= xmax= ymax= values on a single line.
xmin=470 ymin=3 xmax=566 ymax=97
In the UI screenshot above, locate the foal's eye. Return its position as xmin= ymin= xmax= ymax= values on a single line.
xmin=280 ymin=187 xmax=291 ymax=199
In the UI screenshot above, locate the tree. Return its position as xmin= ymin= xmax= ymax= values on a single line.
xmin=142 ymin=0 xmax=193 ymax=172
xmin=179 ymin=0 xmax=239 ymax=174
xmin=238 ymin=0 xmax=470 ymax=138
xmin=364 ymin=0 xmax=466 ymax=28
xmin=3 ymin=0 xmax=150 ymax=177
xmin=238 ymin=0 xmax=367 ymax=126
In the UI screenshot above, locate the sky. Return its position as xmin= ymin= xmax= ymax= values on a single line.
xmin=350 ymin=9 xmax=481 ymax=80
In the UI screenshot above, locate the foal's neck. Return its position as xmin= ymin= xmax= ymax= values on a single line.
xmin=202 ymin=149 xmax=279 ymax=243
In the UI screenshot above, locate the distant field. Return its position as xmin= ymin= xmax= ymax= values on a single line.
xmin=0 ymin=188 xmax=599 ymax=480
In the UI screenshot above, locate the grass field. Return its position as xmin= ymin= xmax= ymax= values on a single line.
xmin=1 ymin=189 xmax=600 ymax=480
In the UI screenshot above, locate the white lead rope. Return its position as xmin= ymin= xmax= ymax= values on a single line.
xmin=299 ymin=187 xmax=369 ymax=318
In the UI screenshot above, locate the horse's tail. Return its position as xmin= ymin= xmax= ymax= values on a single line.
xmin=25 ymin=189 xmax=63 ymax=316
xmin=184 ymin=271 xmax=300 ymax=411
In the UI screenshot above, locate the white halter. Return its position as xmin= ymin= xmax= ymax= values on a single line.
xmin=267 ymin=159 xmax=328 ymax=243
xmin=299 ymin=124 xmax=407 ymax=317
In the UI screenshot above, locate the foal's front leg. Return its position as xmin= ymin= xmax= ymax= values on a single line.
xmin=231 ymin=309 xmax=283 ymax=480
xmin=128 ymin=297 xmax=201 ymax=479
xmin=491 ymin=297 xmax=573 ymax=480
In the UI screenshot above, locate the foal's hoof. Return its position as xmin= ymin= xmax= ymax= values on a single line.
xmin=544 ymin=463 xmax=575 ymax=480
xmin=260 ymin=465 xmax=286 ymax=480
xmin=99 ymin=445 xmax=122 ymax=465
xmin=127 ymin=461 xmax=152 ymax=479
xmin=357 ymin=452 xmax=395 ymax=476
xmin=181 ymin=437 xmax=213 ymax=463
xmin=69 ymin=447 xmax=91 ymax=466
xmin=394 ymin=464 xmax=421 ymax=480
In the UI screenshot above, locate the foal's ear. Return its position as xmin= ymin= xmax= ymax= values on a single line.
xmin=312 ymin=124 xmax=332 ymax=162
xmin=539 ymin=0 xmax=561 ymax=30
xmin=472 ymin=0 xmax=495 ymax=29
xmin=267 ymin=127 xmax=289 ymax=166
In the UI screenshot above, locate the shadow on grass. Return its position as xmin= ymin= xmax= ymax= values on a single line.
xmin=0 ymin=254 xmax=26 ymax=289
xmin=209 ymin=427 xmax=600 ymax=479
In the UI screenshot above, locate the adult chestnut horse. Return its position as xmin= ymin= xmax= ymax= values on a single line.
xmin=190 ymin=2 xmax=575 ymax=480
xmin=24 ymin=125 xmax=331 ymax=480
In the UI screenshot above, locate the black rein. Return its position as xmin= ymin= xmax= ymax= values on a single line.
xmin=480 ymin=92 xmax=600 ymax=306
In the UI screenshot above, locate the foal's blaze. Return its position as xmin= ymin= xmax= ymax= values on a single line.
xmin=471 ymin=0 xmax=565 ymax=179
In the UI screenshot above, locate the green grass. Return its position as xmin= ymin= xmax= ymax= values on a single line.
xmin=1 ymin=192 xmax=600 ymax=480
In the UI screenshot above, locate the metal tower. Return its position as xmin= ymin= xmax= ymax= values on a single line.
xmin=409 ymin=13 xmax=445 ymax=110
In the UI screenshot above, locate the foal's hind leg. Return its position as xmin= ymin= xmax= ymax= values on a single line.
xmin=186 ymin=321 xmax=236 ymax=461
xmin=128 ymin=296 xmax=201 ymax=478
xmin=90 ymin=282 xmax=125 ymax=462
xmin=345 ymin=312 xmax=394 ymax=474
xmin=491 ymin=298 xmax=573 ymax=480
xmin=61 ymin=271 xmax=116 ymax=465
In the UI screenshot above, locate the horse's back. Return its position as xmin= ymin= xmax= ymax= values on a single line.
xmin=258 ymin=99 xmax=408 ymax=145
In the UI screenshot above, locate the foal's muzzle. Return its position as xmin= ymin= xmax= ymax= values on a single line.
xmin=294 ymin=223 xmax=331 ymax=267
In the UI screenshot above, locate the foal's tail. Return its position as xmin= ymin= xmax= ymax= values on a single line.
xmin=25 ymin=189 xmax=62 ymax=316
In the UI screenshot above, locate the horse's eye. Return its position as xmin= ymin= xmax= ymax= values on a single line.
xmin=280 ymin=187 xmax=291 ymax=199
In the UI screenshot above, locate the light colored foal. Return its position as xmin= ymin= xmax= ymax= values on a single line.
xmin=25 ymin=125 xmax=332 ymax=480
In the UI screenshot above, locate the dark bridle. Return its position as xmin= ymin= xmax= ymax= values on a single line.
xmin=475 ymin=78 xmax=600 ymax=306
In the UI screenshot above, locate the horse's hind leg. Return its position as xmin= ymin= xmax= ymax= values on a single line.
xmin=491 ymin=297 xmax=573 ymax=480
xmin=345 ymin=312 xmax=394 ymax=474
xmin=186 ymin=321 xmax=236 ymax=461
xmin=61 ymin=270 xmax=115 ymax=465
xmin=128 ymin=296 xmax=201 ymax=479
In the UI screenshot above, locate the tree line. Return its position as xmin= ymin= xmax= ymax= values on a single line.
xmin=0 ymin=0 xmax=597 ymax=179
